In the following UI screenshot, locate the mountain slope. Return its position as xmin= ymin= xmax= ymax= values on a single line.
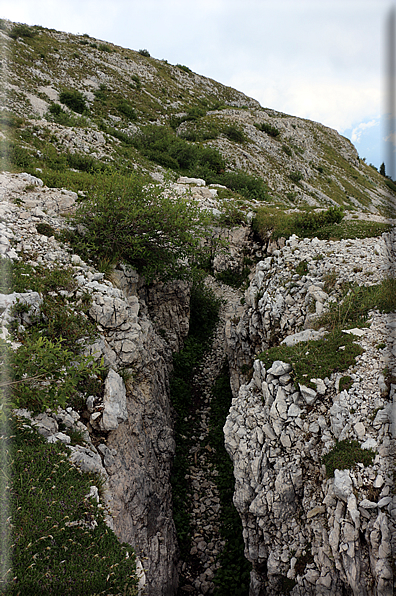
xmin=0 ymin=18 xmax=394 ymax=216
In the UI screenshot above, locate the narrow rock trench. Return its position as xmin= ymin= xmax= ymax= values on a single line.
xmin=176 ymin=278 xmax=246 ymax=595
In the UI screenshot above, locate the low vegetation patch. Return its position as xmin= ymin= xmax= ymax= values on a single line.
xmin=322 ymin=439 xmax=375 ymax=477
xmin=255 ymin=122 xmax=280 ymax=138
xmin=258 ymin=329 xmax=363 ymax=387
xmin=0 ymin=262 xmax=103 ymax=414
xmin=59 ymin=90 xmax=87 ymax=114
xmin=252 ymin=206 xmax=344 ymax=242
xmin=0 ymin=414 xmax=138 ymax=595
xmin=317 ymin=278 xmax=396 ymax=330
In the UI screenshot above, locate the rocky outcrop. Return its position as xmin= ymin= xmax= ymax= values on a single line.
xmin=0 ymin=172 xmax=192 ymax=596
xmin=226 ymin=232 xmax=396 ymax=395
xmin=224 ymin=231 xmax=396 ymax=595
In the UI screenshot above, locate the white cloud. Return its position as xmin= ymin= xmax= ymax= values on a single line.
xmin=351 ymin=119 xmax=379 ymax=143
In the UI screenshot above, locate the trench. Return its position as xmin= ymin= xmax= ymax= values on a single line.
xmin=170 ymin=278 xmax=251 ymax=596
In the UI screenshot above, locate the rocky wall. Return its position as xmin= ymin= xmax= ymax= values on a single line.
xmin=223 ymin=231 xmax=396 ymax=595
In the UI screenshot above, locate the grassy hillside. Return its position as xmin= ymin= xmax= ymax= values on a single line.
xmin=0 ymin=18 xmax=394 ymax=216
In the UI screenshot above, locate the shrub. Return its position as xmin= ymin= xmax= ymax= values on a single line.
xmin=59 ymin=90 xmax=87 ymax=114
xmin=131 ymin=74 xmax=141 ymax=89
xmin=252 ymin=206 xmax=344 ymax=242
xmin=216 ymin=171 xmax=268 ymax=202
xmin=176 ymin=64 xmax=192 ymax=73
xmin=295 ymin=260 xmax=308 ymax=276
xmin=132 ymin=125 xmax=225 ymax=177
xmin=138 ymin=49 xmax=150 ymax=57
xmin=282 ymin=144 xmax=292 ymax=157
xmin=9 ymin=23 xmax=37 ymax=39
xmin=70 ymin=173 xmax=212 ymax=281
xmin=223 ymin=125 xmax=245 ymax=143
xmin=255 ymin=122 xmax=280 ymax=137
xmin=98 ymin=43 xmax=113 ymax=53
xmin=2 ymin=335 xmax=103 ymax=413
xmin=290 ymin=171 xmax=303 ymax=183
xmin=117 ymin=100 xmax=137 ymax=120
xmin=66 ymin=152 xmax=102 ymax=173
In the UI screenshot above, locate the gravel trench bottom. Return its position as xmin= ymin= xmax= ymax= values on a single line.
xmin=176 ymin=279 xmax=250 ymax=596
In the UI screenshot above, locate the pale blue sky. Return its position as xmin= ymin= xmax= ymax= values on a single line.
xmin=0 ymin=0 xmax=393 ymax=169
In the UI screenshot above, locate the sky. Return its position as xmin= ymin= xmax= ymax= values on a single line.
xmin=0 ymin=0 xmax=394 ymax=170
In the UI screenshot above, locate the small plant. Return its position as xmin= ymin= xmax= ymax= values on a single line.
xmin=339 ymin=375 xmax=353 ymax=392
xmin=138 ymin=49 xmax=150 ymax=57
xmin=176 ymin=64 xmax=191 ymax=73
xmin=117 ymin=100 xmax=137 ymax=121
xmin=131 ymin=74 xmax=141 ymax=89
xmin=9 ymin=23 xmax=37 ymax=39
xmin=376 ymin=342 xmax=386 ymax=350
xmin=290 ymin=171 xmax=303 ymax=183
xmin=295 ymin=260 xmax=308 ymax=276
xmin=98 ymin=43 xmax=113 ymax=53
xmin=36 ymin=222 xmax=55 ymax=237
xmin=322 ymin=439 xmax=375 ymax=477
xmin=282 ymin=144 xmax=292 ymax=156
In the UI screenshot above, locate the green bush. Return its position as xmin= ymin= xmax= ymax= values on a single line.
xmin=131 ymin=74 xmax=141 ymax=89
xmin=66 ymin=152 xmax=103 ymax=173
xmin=223 ymin=125 xmax=245 ymax=143
xmin=132 ymin=125 xmax=225 ymax=177
xmin=9 ymin=23 xmax=37 ymax=39
xmin=216 ymin=171 xmax=268 ymax=202
xmin=255 ymin=122 xmax=280 ymax=137
xmin=176 ymin=64 xmax=192 ymax=73
xmin=282 ymin=144 xmax=292 ymax=157
xmin=98 ymin=43 xmax=113 ymax=53
xmin=289 ymin=171 xmax=303 ymax=183
xmin=252 ymin=206 xmax=344 ymax=241
xmin=2 ymin=336 xmax=103 ymax=413
xmin=70 ymin=173 xmax=211 ymax=281
xmin=59 ymin=90 xmax=87 ymax=114
xmin=295 ymin=260 xmax=308 ymax=276
xmin=138 ymin=49 xmax=150 ymax=57
xmin=117 ymin=100 xmax=137 ymax=120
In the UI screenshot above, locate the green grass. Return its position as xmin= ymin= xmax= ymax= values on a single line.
xmin=317 ymin=279 xmax=396 ymax=330
xmin=0 ymin=414 xmax=138 ymax=595
xmin=252 ymin=206 xmax=344 ymax=241
xmin=0 ymin=261 xmax=103 ymax=414
xmin=322 ymin=439 xmax=375 ymax=477
xmin=258 ymin=329 xmax=363 ymax=388
xmin=253 ymin=206 xmax=392 ymax=242
xmin=258 ymin=278 xmax=395 ymax=390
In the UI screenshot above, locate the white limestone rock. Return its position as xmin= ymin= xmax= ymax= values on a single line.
xmin=99 ymin=369 xmax=128 ymax=431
